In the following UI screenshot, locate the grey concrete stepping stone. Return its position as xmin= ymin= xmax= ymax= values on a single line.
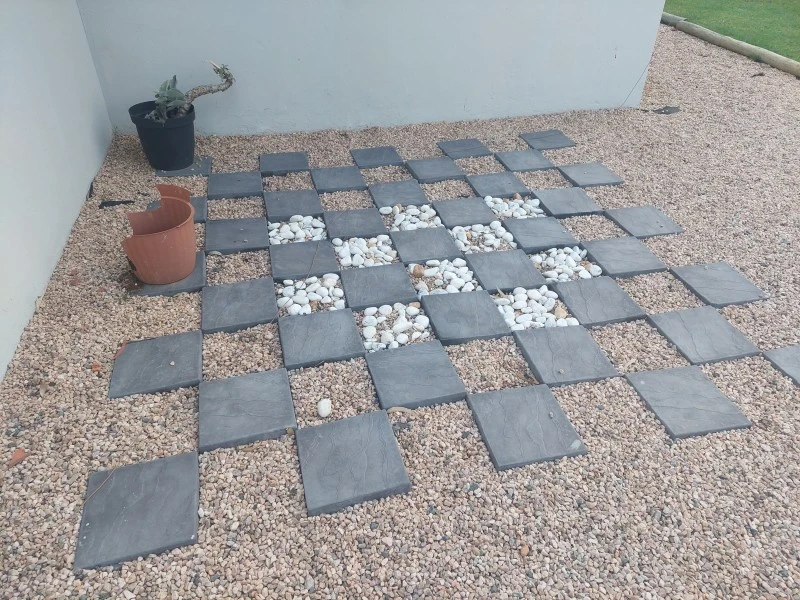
xmin=468 ymin=385 xmax=587 ymax=470
xmin=279 ymin=308 xmax=364 ymax=369
xmin=369 ymin=179 xmax=428 ymax=208
xmin=406 ymin=157 xmax=466 ymax=184
xmin=390 ymin=227 xmax=462 ymax=264
xmin=201 ymin=277 xmax=277 ymax=333
xmin=421 ymin=290 xmax=509 ymax=344
xmin=494 ymin=149 xmax=554 ymax=172
xmin=269 ymin=240 xmax=339 ymax=280
xmin=311 ymin=166 xmax=367 ymax=193
xmin=350 ymin=146 xmax=404 ymax=168
xmin=467 ymin=172 xmax=529 ymax=198
xmin=649 ymin=306 xmax=759 ymax=365
xmin=264 ymin=189 xmax=323 ymax=221
xmin=259 ymin=151 xmax=309 ymax=176
xmin=109 ymin=330 xmax=202 ymax=398
xmin=514 ymin=326 xmax=618 ymax=386
xmin=583 ymin=237 xmax=666 ymax=278
xmin=136 ymin=252 xmax=206 ymax=297
xmin=366 ymin=341 xmax=466 ymax=409
xmin=626 ymin=366 xmax=751 ymax=439
xmin=465 ymin=249 xmax=545 ymax=292
xmin=340 ymin=263 xmax=416 ymax=310
xmin=155 ymin=155 xmax=211 ymax=177
xmin=552 ymin=276 xmax=645 ymax=327
xmin=432 ymin=197 xmax=497 ymax=227
xmin=148 ymin=195 xmax=208 ymax=223
xmin=605 ymin=205 xmax=684 ymax=238
xmin=672 ymin=262 xmax=766 ymax=307
xmin=764 ymin=345 xmax=800 ymax=385
xmin=534 ymin=187 xmax=602 ymax=217
xmin=296 ymin=410 xmax=411 ymax=516
xmin=198 ymin=369 xmax=296 ymax=452
xmin=207 ymin=171 xmax=263 ymax=200
xmin=74 ymin=452 xmax=199 ymax=570
xmin=437 ymin=138 xmax=492 ymax=159
xmin=324 ymin=208 xmax=388 ymax=239
xmin=521 ymin=129 xmax=575 ymax=151
xmin=558 ymin=162 xmax=623 ymax=187
xmin=205 ymin=217 xmax=269 ymax=255
xmin=503 ymin=217 xmax=578 ymax=253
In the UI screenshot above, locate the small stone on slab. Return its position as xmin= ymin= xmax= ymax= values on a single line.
xmin=147 ymin=196 xmax=207 ymax=223
xmin=494 ymin=149 xmax=554 ymax=172
xmin=369 ymin=179 xmax=428 ymax=208
xmin=269 ymin=240 xmax=339 ymax=280
xmin=433 ymin=197 xmax=497 ymax=227
xmin=605 ymin=205 xmax=684 ymax=238
xmin=552 ymin=276 xmax=645 ymax=327
xmin=406 ymin=157 xmax=466 ymax=184
xmin=207 ymin=171 xmax=263 ymax=200
xmin=390 ymin=227 xmax=463 ymax=264
xmin=671 ymin=262 xmax=766 ymax=307
xmin=350 ymin=146 xmax=404 ymax=168
xmin=259 ymin=151 xmax=309 ymax=176
xmin=437 ymin=138 xmax=492 ymax=159
xmin=467 ymin=172 xmax=528 ymax=198
xmin=521 ymin=129 xmax=575 ymax=150
xmin=503 ymin=217 xmax=578 ymax=253
xmin=583 ymin=237 xmax=666 ymax=278
xmin=534 ymin=187 xmax=603 ymax=217
xmin=558 ymin=162 xmax=623 ymax=187
xmin=136 ymin=252 xmax=206 ymax=297
xmin=205 ymin=217 xmax=270 ymax=255
xmin=340 ymin=263 xmax=417 ymax=310
xmin=279 ymin=308 xmax=364 ymax=369
xmin=465 ymin=249 xmax=545 ymax=292
xmin=155 ymin=155 xmax=212 ymax=177
xmin=264 ymin=189 xmax=323 ymax=221
xmin=764 ymin=345 xmax=800 ymax=385
xmin=324 ymin=208 xmax=388 ymax=239
xmin=421 ymin=290 xmax=509 ymax=344
xmin=201 ymin=277 xmax=278 ymax=333
xmin=311 ymin=166 xmax=367 ymax=193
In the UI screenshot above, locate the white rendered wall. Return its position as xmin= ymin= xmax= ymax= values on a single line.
xmin=0 ymin=1 xmax=112 ymax=377
xmin=77 ymin=0 xmax=665 ymax=135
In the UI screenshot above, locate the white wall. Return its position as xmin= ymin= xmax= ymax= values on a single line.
xmin=0 ymin=1 xmax=112 ymax=378
xmin=78 ymin=0 xmax=664 ymax=135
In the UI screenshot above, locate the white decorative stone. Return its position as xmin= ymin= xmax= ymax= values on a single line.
xmin=317 ymin=398 xmax=332 ymax=418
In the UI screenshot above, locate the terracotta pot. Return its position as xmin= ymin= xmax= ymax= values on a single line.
xmin=123 ymin=184 xmax=196 ymax=285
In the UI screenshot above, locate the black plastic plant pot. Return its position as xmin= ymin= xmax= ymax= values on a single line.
xmin=129 ymin=101 xmax=195 ymax=171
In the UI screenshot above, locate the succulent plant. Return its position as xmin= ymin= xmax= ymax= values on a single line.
xmin=147 ymin=62 xmax=234 ymax=122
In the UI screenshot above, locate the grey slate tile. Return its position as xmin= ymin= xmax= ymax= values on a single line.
xmin=155 ymin=155 xmax=211 ymax=177
xmin=437 ymin=138 xmax=492 ymax=159
xmin=279 ymin=308 xmax=365 ymax=369
xmin=534 ymin=187 xmax=603 ymax=217
xmin=421 ymin=291 xmax=509 ymax=344
xmin=558 ymin=162 xmax=623 ymax=187
xmin=340 ymin=264 xmax=417 ymax=310
xmin=503 ymin=217 xmax=578 ymax=253
xmin=205 ymin=218 xmax=269 ymax=255
xmin=369 ymin=179 xmax=429 ymax=208
xmin=521 ymin=129 xmax=575 ymax=150
xmin=467 ymin=172 xmax=529 ymax=198
xmin=259 ymin=151 xmax=309 ymax=176
xmin=764 ymin=345 xmax=800 ymax=385
xmin=324 ymin=208 xmax=388 ymax=239
xmin=350 ymin=146 xmax=404 ymax=168
xmin=583 ymin=237 xmax=667 ymax=278
xmin=311 ymin=166 xmax=367 ymax=193
xmin=605 ymin=205 xmax=684 ymax=238
xmin=390 ymin=227 xmax=463 ymax=263
xmin=136 ymin=252 xmax=206 ymax=297
xmin=465 ymin=249 xmax=545 ymax=292
xmin=552 ymin=276 xmax=645 ymax=327
xmin=406 ymin=157 xmax=466 ymax=184
xmin=148 ymin=196 xmax=208 ymax=223
xmin=264 ymin=189 xmax=323 ymax=221
xmin=671 ymin=262 xmax=766 ymax=308
xmin=201 ymin=277 xmax=278 ymax=333
xmin=207 ymin=171 xmax=263 ymax=200
xmin=432 ymin=197 xmax=497 ymax=227
xmin=494 ymin=149 xmax=554 ymax=172
xmin=269 ymin=240 xmax=339 ymax=280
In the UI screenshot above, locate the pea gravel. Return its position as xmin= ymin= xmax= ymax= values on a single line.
xmin=561 ymin=214 xmax=626 ymax=240
xmin=263 ymin=172 xmax=313 ymax=191
xmin=454 ymin=155 xmax=506 ymax=175
xmin=516 ymin=168 xmax=572 ymax=190
xmin=361 ymin=166 xmax=412 ymax=185
xmin=421 ymin=180 xmax=474 ymax=201
xmin=206 ymin=197 xmax=266 ymax=220
xmin=202 ymin=323 xmax=283 ymax=380
xmin=319 ymin=190 xmax=373 ymax=211
xmin=590 ymin=320 xmax=689 ymax=373
xmin=205 ymin=250 xmax=271 ymax=286
xmin=445 ymin=337 xmax=538 ymax=393
xmin=617 ymin=271 xmax=703 ymax=314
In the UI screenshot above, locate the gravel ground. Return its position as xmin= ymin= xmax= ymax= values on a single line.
xmin=617 ymin=271 xmax=703 ymax=314
xmin=194 ymin=223 xmax=205 ymax=253
xmin=319 ymin=191 xmax=373 ymax=211
xmin=263 ymin=172 xmax=313 ymax=191
xmin=206 ymin=197 xmax=266 ymax=220
xmin=561 ymin=214 xmax=626 ymax=240
xmin=206 ymin=250 xmax=271 ymax=286
xmin=517 ymin=169 xmax=572 ymax=190
xmin=446 ymin=337 xmax=538 ymax=393
xmin=202 ymin=324 xmax=283 ymax=380
xmin=3 ymin=26 xmax=800 ymax=598
xmin=361 ymin=166 xmax=411 ymax=185
xmin=421 ymin=180 xmax=474 ymax=201
xmin=454 ymin=156 xmax=506 ymax=175
xmin=591 ymin=319 xmax=689 ymax=373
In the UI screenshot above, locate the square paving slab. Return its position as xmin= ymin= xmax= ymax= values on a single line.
xmin=552 ymin=276 xmax=645 ymax=327
xmin=109 ymin=330 xmax=202 ymax=398
xmin=534 ymin=187 xmax=603 ymax=217
xmin=198 ymin=369 xmax=296 ymax=452
xmin=369 ymin=179 xmax=429 ymax=208
xmin=558 ymin=162 xmax=623 ymax=187
xmin=148 ymin=196 xmax=207 ymax=224
xmin=366 ymin=340 xmax=466 ymax=409
xmin=340 ymin=263 xmax=417 ymax=310
xmin=432 ymin=197 xmax=497 ymax=227
xmin=520 ymin=129 xmax=576 ymax=151
xmin=583 ymin=237 xmax=666 ymax=278
xmin=468 ymin=385 xmax=587 ymax=470
xmin=136 ymin=252 xmax=206 ymax=297
xmin=269 ymin=240 xmax=339 ymax=280
xmin=467 ymin=172 xmax=529 ymax=198
xmin=350 ymin=146 xmax=404 ymax=168
xmin=437 ymin=138 xmax=492 ymax=159
xmin=390 ymin=227 xmax=463 ymax=263
xmin=764 ymin=345 xmax=800 ymax=385
xmin=494 ymin=149 xmax=554 ymax=172
xmin=207 ymin=171 xmax=263 ymax=200
xmin=626 ymin=366 xmax=751 ymax=439
xmin=421 ymin=291 xmax=509 ymax=344
xmin=279 ymin=308 xmax=364 ymax=369
xmin=605 ymin=205 xmax=684 ymax=238
xmin=406 ymin=157 xmax=466 ymax=184
xmin=311 ymin=166 xmax=367 ymax=193
xmin=155 ymin=155 xmax=211 ymax=177
xmin=649 ymin=306 xmax=760 ymax=365
xmin=201 ymin=277 xmax=278 ymax=333
xmin=205 ymin=217 xmax=269 ymax=255
xmin=296 ymin=410 xmax=411 ymax=516
xmin=514 ymin=326 xmax=618 ymax=386
xmin=259 ymin=151 xmax=309 ymax=176
xmin=465 ymin=249 xmax=545 ymax=292
xmin=264 ymin=189 xmax=323 ymax=221
xmin=671 ymin=262 xmax=766 ymax=307
xmin=73 ymin=452 xmax=199 ymax=570
xmin=324 ymin=208 xmax=388 ymax=239
xmin=503 ymin=217 xmax=578 ymax=253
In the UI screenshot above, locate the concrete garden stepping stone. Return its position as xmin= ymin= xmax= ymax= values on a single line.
xmin=279 ymin=308 xmax=364 ymax=369
xmin=558 ymin=162 xmax=623 ymax=187
xmin=764 ymin=345 xmax=800 ymax=385
xmin=259 ymin=151 xmax=309 ymax=176
xmin=136 ymin=252 xmax=206 ymax=297
xmin=514 ymin=326 xmax=618 ymax=386
xmin=437 ymin=138 xmax=492 ymax=159
xmin=369 ymin=179 xmax=429 ymax=208
xmin=340 ymin=263 xmax=417 ymax=310
xmin=649 ymin=306 xmax=759 ymax=365
xmin=432 ymin=197 xmax=497 ymax=227
xmin=420 ymin=290 xmax=509 ymax=344
xmin=324 ymin=208 xmax=388 ymax=239
xmin=467 ymin=172 xmax=528 ymax=198
xmin=583 ymin=237 xmax=666 ymax=278
xmin=148 ymin=195 xmax=208 ymax=223
xmin=201 ymin=277 xmax=278 ymax=333
xmin=155 ymin=155 xmax=212 ymax=177
xmin=109 ymin=330 xmax=202 ymax=398
xmin=671 ymin=262 xmax=766 ymax=307
xmin=626 ymin=366 xmax=751 ymax=439
xmin=366 ymin=340 xmax=466 ymax=409
xmin=494 ymin=149 xmax=554 ymax=172
xmin=311 ymin=166 xmax=367 ymax=193
xmin=207 ymin=171 xmax=263 ymax=200
xmin=605 ymin=205 xmax=684 ymax=238
xmin=198 ymin=369 xmax=296 ymax=452
xmin=205 ymin=217 xmax=269 ymax=255
xmin=264 ymin=189 xmax=323 ymax=221
xmin=534 ymin=187 xmax=602 ymax=217
xmin=406 ymin=157 xmax=466 ymax=184
xmin=269 ymin=240 xmax=339 ymax=280
xmin=520 ymin=129 xmax=576 ymax=150
xmin=295 ymin=410 xmax=411 ymax=516
xmin=467 ymin=385 xmax=587 ymax=470
xmin=350 ymin=146 xmax=404 ymax=168
xmin=73 ymin=452 xmax=199 ymax=570
xmin=503 ymin=217 xmax=578 ymax=253
xmin=552 ymin=276 xmax=645 ymax=327
xmin=465 ymin=249 xmax=545 ymax=292
xmin=390 ymin=227 xmax=463 ymax=264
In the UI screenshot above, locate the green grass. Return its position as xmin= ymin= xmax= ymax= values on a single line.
xmin=664 ymin=0 xmax=800 ymax=61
